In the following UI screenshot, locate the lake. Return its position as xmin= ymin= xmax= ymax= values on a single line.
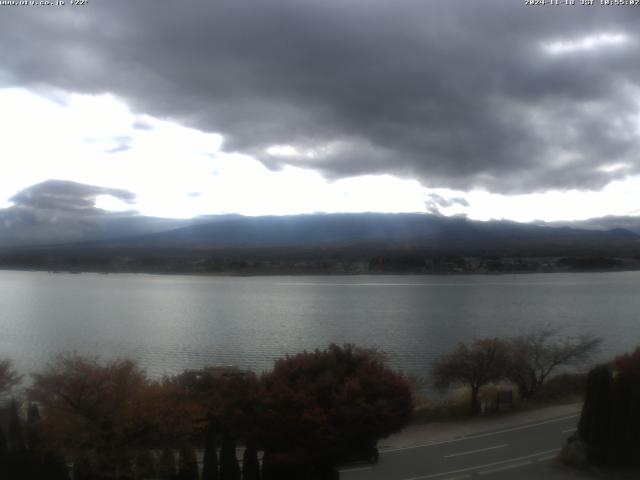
xmin=0 ymin=270 xmax=638 ymax=384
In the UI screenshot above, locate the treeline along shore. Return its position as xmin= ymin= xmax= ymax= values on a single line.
xmin=1 ymin=250 xmax=639 ymax=275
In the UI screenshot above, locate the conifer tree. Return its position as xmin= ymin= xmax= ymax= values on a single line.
xmin=158 ymin=448 xmax=177 ymax=480
xmin=177 ymin=445 xmax=199 ymax=480
xmin=26 ymin=403 xmax=41 ymax=451
xmin=0 ymin=427 xmax=8 ymax=460
xmin=573 ymin=347 xmax=640 ymax=467
xmin=242 ymin=441 xmax=260 ymax=480
xmin=41 ymin=452 xmax=71 ymax=480
xmin=73 ymin=455 xmax=93 ymax=480
xmin=135 ymin=449 xmax=157 ymax=480
xmin=578 ymin=363 xmax=612 ymax=464
xmin=219 ymin=430 xmax=241 ymax=480
xmin=8 ymin=398 xmax=25 ymax=453
xmin=201 ymin=427 xmax=219 ymax=480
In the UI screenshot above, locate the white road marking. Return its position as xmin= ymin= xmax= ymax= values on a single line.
xmin=444 ymin=444 xmax=508 ymax=458
xmin=562 ymin=428 xmax=576 ymax=433
xmin=478 ymin=460 xmax=532 ymax=475
xmin=400 ymin=448 xmax=561 ymax=480
xmin=535 ymin=454 xmax=559 ymax=462
xmin=339 ymin=466 xmax=373 ymax=473
xmin=384 ymin=414 xmax=579 ymax=454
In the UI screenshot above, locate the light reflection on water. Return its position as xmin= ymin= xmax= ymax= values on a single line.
xmin=0 ymin=270 xmax=638 ymax=388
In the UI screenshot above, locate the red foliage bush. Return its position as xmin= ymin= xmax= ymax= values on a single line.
xmin=259 ymin=344 xmax=413 ymax=463
xmin=613 ymin=346 xmax=640 ymax=384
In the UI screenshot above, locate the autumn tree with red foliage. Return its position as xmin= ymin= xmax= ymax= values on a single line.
xmin=205 ymin=372 xmax=263 ymax=442
xmin=10 ymin=346 xmax=413 ymax=479
xmin=614 ymin=346 xmax=640 ymax=383
xmin=259 ymin=344 xmax=413 ymax=478
xmin=27 ymin=354 xmax=199 ymax=479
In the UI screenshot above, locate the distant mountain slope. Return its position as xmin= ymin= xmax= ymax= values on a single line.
xmin=52 ymin=212 xmax=640 ymax=255
xmin=542 ymin=216 xmax=640 ymax=235
xmin=0 ymin=208 xmax=200 ymax=248
xmin=3 ymin=213 xmax=639 ymax=274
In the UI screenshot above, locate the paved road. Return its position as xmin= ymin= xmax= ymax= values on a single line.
xmin=340 ymin=414 xmax=579 ymax=480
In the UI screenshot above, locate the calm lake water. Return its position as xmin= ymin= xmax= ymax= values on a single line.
xmin=1 ymin=270 xmax=639 ymax=382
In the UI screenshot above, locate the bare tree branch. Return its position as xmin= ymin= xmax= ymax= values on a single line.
xmin=507 ymin=327 xmax=601 ymax=399
xmin=0 ymin=358 xmax=22 ymax=399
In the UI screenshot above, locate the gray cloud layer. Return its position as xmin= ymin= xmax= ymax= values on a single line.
xmin=0 ymin=181 xmax=194 ymax=247
xmin=1 ymin=1 xmax=639 ymax=193
xmin=10 ymin=180 xmax=135 ymax=214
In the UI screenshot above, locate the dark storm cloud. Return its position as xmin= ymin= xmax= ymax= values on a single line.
xmin=10 ymin=180 xmax=135 ymax=213
xmin=2 ymin=1 xmax=640 ymax=193
xmin=425 ymin=194 xmax=469 ymax=215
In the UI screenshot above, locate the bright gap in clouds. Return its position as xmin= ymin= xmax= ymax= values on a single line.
xmin=1 ymin=87 xmax=639 ymax=222
xmin=435 ymin=177 xmax=640 ymax=223
xmin=542 ymin=32 xmax=629 ymax=55
xmin=0 ymin=88 xmax=426 ymax=218
xmin=94 ymin=194 xmax=136 ymax=213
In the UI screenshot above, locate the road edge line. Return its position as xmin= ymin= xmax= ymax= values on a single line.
xmin=400 ymin=448 xmax=560 ymax=480
xmin=383 ymin=414 xmax=579 ymax=453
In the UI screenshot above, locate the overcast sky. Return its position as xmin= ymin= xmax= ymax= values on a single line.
xmin=1 ymin=0 xmax=639 ymax=222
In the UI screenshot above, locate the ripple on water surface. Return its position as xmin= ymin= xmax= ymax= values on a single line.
xmin=0 ymin=270 xmax=638 ymax=382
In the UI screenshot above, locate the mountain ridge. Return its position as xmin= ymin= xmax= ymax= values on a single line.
xmin=5 ymin=212 xmax=639 ymax=251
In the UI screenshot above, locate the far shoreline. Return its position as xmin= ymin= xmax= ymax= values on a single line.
xmin=1 ymin=263 xmax=639 ymax=278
